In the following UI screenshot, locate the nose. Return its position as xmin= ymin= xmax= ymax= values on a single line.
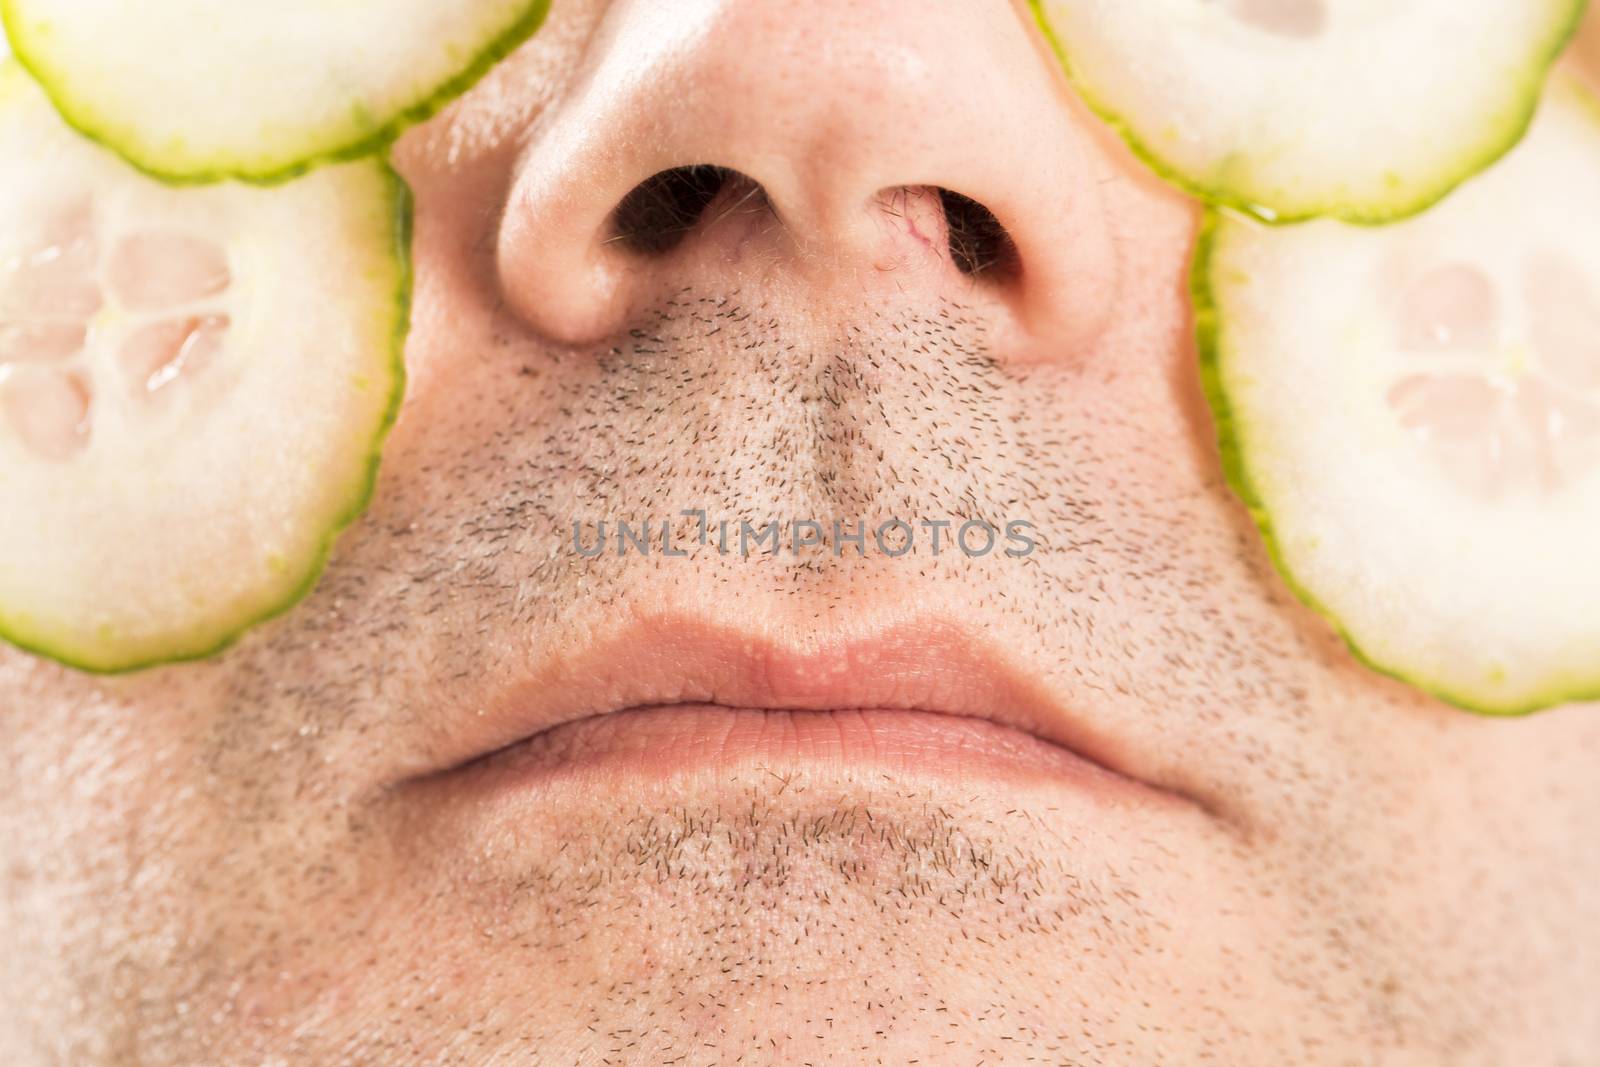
xmin=495 ymin=0 xmax=1121 ymax=362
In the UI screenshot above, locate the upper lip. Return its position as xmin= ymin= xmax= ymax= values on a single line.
xmin=405 ymin=611 xmax=1193 ymax=806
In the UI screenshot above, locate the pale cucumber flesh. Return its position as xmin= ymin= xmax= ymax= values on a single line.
xmin=0 ymin=0 xmax=549 ymax=182
xmin=1032 ymin=0 xmax=1586 ymax=223
xmin=0 ymin=64 xmax=409 ymax=672
xmin=1197 ymin=75 xmax=1600 ymax=714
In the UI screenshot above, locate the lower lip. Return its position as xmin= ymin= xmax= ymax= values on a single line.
xmin=425 ymin=705 xmax=1168 ymax=804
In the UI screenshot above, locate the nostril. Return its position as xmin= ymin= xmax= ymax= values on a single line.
xmin=939 ymin=189 xmax=1019 ymax=282
xmin=608 ymin=165 xmax=739 ymax=255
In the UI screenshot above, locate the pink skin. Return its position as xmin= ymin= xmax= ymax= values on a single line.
xmin=2 ymin=3 xmax=1600 ymax=1065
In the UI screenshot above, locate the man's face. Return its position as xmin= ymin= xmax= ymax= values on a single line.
xmin=3 ymin=2 xmax=1598 ymax=1063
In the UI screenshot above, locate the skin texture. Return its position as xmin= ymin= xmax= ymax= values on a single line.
xmin=2 ymin=1 xmax=1599 ymax=1064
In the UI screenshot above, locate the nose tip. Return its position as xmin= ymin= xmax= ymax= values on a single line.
xmin=495 ymin=0 xmax=1121 ymax=360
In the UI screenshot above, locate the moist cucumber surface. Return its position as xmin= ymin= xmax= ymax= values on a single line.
xmin=1196 ymin=74 xmax=1600 ymax=714
xmin=0 ymin=63 xmax=409 ymax=672
xmin=0 ymin=0 xmax=550 ymax=183
xmin=1031 ymin=0 xmax=1586 ymax=223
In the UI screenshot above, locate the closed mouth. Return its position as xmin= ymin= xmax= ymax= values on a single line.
xmin=401 ymin=613 xmax=1206 ymax=814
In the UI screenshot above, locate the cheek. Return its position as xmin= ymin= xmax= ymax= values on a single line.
xmin=1012 ymin=164 xmax=1217 ymax=543
xmin=0 ymin=658 xmax=211 ymax=825
xmin=0 ymin=660 xmax=221 ymax=1041
xmin=394 ymin=151 xmax=523 ymax=408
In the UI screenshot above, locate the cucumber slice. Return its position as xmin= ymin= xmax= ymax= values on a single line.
xmin=1197 ymin=76 xmax=1600 ymax=715
xmin=1031 ymin=0 xmax=1586 ymax=223
xmin=0 ymin=0 xmax=549 ymax=183
xmin=0 ymin=64 xmax=408 ymax=673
